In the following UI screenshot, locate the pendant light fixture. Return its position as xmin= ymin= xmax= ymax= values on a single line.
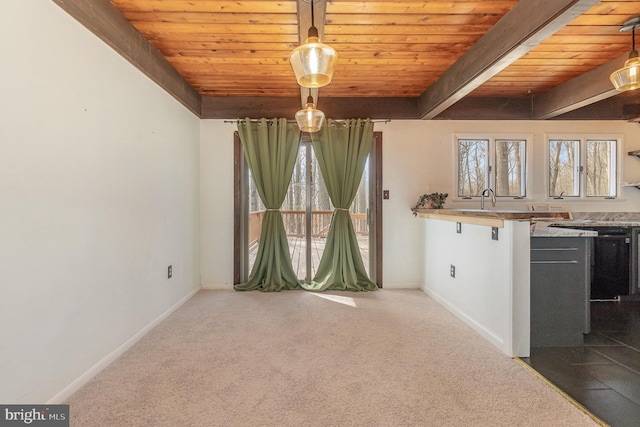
xmin=295 ymin=90 xmax=325 ymax=132
xmin=611 ymin=17 xmax=640 ymax=92
xmin=289 ymin=0 xmax=337 ymax=88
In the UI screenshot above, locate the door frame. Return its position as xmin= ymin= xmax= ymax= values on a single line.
xmin=233 ymin=131 xmax=383 ymax=288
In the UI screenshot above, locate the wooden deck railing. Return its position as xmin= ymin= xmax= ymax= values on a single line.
xmin=248 ymin=210 xmax=368 ymax=246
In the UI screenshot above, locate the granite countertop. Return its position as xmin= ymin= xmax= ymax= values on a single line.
xmin=552 ymin=219 xmax=640 ymax=227
xmin=531 ymin=222 xmax=597 ymax=238
xmin=532 ymin=218 xmax=640 ymax=237
xmin=417 ymin=209 xmax=640 ymax=236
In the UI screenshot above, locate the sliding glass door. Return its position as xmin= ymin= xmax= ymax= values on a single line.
xmin=235 ymin=131 xmax=381 ymax=287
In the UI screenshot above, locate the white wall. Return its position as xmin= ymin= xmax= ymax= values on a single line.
xmin=0 ymin=1 xmax=200 ymax=403
xmin=200 ymin=120 xmax=235 ymax=288
xmin=200 ymin=120 xmax=640 ymax=289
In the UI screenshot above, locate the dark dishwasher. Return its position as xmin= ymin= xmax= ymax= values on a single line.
xmin=591 ymin=227 xmax=630 ymax=300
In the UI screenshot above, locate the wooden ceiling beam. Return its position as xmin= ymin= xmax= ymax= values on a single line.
xmin=532 ymin=54 xmax=628 ymax=119
xmin=547 ymin=95 xmax=631 ymax=121
xmin=418 ymin=0 xmax=600 ymax=120
xmin=52 ymin=0 xmax=201 ymax=117
xmin=202 ymin=97 xmax=299 ymax=120
xmin=433 ymin=97 xmax=531 ymax=120
xmin=201 ymin=96 xmax=420 ymax=120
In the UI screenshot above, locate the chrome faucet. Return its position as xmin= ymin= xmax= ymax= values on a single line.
xmin=480 ymin=188 xmax=496 ymax=210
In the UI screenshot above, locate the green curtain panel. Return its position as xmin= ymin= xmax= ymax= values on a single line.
xmin=234 ymin=118 xmax=303 ymax=291
xmin=302 ymin=119 xmax=378 ymax=292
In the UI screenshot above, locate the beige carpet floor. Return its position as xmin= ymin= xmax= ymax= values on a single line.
xmin=67 ymin=290 xmax=599 ymax=426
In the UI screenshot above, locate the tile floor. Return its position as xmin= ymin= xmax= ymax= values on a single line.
xmin=522 ymin=301 xmax=640 ymax=427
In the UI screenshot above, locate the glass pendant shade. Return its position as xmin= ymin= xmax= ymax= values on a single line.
xmin=295 ymin=96 xmax=325 ymax=132
xmin=290 ymin=36 xmax=337 ymax=88
xmin=610 ymin=53 xmax=640 ymax=91
xmin=611 ymin=18 xmax=640 ymax=92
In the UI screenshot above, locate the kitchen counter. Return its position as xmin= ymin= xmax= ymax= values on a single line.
xmin=416 ymin=208 xmax=570 ymax=220
xmin=418 ymin=209 xmax=639 ymax=356
xmin=552 ymin=219 xmax=640 ymax=227
xmin=416 ymin=209 xmax=589 ymax=237
xmin=533 ymin=219 xmax=640 ymax=237
xmin=531 ymin=222 xmax=597 ymax=237
xmin=416 ymin=209 xmax=571 ymax=230
xmin=415 ymin=209 xmax=640 ymax=237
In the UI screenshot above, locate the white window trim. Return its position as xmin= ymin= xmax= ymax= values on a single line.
xmin=545 ymin=134 xmax=623 ymax=201
xmin=453 ymin=133 xmax=532 ymax=201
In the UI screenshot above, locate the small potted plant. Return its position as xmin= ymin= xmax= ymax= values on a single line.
xmin=412 ymin=192 xmax=448 ymax=216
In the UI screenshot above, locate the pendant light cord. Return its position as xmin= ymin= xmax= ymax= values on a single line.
xmin=307 ymin=0 xmax=319 ymax=38
xmin=310 ymin=0 xmax=315 ymax=28
xmin=632 ymin=24 xmax=638 ymax=59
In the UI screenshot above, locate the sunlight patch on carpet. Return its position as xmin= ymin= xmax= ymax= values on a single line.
xmin=309 ymin=293 xmax=357 ymax=307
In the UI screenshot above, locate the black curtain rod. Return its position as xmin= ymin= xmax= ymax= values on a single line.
xmin=223 ymin=119 xmax=391 ymax=124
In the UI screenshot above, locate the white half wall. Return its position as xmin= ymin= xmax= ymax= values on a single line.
xmin=0 ymin=1 xmax=200 ymax=403
xmin=421 ymin=218 xmax=531 ymax=357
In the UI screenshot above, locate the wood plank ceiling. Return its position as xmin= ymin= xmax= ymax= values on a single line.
xmin=56 ymin=0 xmax=640 ymax=120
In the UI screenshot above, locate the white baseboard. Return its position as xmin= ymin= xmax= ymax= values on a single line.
xmin=201 ymin=283 xmax=234 ymax=290
xmin=47 ymin=286 xmax=201 ymax=404
xmin=382 ymin=282 xmax=421 ymax=289
xmin=421 ymin=285 xmax=509 ymax=356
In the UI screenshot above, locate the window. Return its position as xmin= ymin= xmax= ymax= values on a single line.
xmin=548 ymin=136 xmax=618 ymax=199
xmin=495 ymin=139 xmax=526 ymax=197
xmin=549 ymin=140 xmax=580 ymax=197
xmin=457 ymin=139 xmax=488 ymax=197
xmin=586 ymin=139 xmax=616 ymax=197
xmin=456 ymin=135 xmax=528 ymax=198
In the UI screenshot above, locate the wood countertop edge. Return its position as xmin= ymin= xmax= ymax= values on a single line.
xmin=418 ymin=213 xmax=505 ymax=228
xmin=415 ymin=208 xmax=570 ymax=220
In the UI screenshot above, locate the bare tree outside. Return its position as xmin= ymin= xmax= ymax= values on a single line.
xmin=352 ymin=160 xmax=369 ymax=215
xmin=458 ymin=139 xmax=488 ymax=196
xmin=248 ymin=169 xmax=265 ymax=212
xmin=586 ymin=139 xmax=615 ymax=197
xmin=495 ymin=139 xmax=525 ymax=197
xmin=549 ymin=140 xmax=579 ymax=197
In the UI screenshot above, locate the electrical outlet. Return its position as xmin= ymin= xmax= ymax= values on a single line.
xmin=456 ymin=222 xmax=462 ymax=233
xmin=383 ymin=190 xmax=390 ymax=200
xmin=450 ymin=264 xmax=455 ymax=278
xmin=491 ymin=227 xmax=499 ymax=241
xmin=168 ymin=265 xmax=172 ymax=279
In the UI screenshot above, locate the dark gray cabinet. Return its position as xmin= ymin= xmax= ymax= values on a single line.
xmin=530 ymin=237 xmax=591 ymax=347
